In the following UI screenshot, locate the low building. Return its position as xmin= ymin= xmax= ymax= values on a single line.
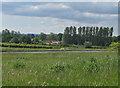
xmin=45 ymin=40 xmax=60 ymax=44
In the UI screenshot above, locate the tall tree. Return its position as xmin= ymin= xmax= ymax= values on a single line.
xmin=2 ymin=29 xmax=12 ymax=42
xmin=20 ymin=35 xmax=31 ymax=44
xmin=39 ymin=32 xmax=47 ymax=41
xmin=58 ymin=33 xmax=63 ymax=41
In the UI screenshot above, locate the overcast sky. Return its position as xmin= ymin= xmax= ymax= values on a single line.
xmin=2 ymin=2 xmax=118 ymax=35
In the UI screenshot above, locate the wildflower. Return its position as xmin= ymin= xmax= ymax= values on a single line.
xmin=28 ymin=81 xmax=32 ymax=84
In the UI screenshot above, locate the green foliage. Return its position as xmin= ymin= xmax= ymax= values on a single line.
xmin=19 ymin=35 xmax=31 ymax=44
xmin=39 ymin=33 xmax=47 ymax=41
xmin=62 ymin=26 xmax=114 ymax=46
xmin=32 ymin=37 xmax=39 ymax=44
xmin=1 ymin=43 xmax=53 ymax=49
xmin=109 ymin=42 xmax=119 ymax=50
xmin=13 ymin=58 xmax=26 ymax=69
xmin=50 ymin=62 xmax=71 ymax=73
xmin=10 ymin=37 xmax=19 ymax=43
xmin=2 ymin=29 xmax=12 ymax=42
xmin=3 ymin=52 xmax=118 ymax=86
xmin=57 ymin=33 xmax=63 ymax=41
xmin=50 ymin=63 xmax=65 ymax=72
xmin=91 ymin=46 xmax=107 ymax=49
xmin=84 ymin=41 xmax=92 ymax=48
xmin=86 ymin=57 xmax=99 ymax=73
xmin=46 ymin=33 xmax=58 ymax=41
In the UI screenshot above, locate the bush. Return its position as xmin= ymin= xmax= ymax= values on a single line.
xmin=109 ymin=42 xmax=119 ymax=50
xmin=92 ymin=46 xmax=107 ymax=49
xmin=84 ymin=41 xmax=92 ymax=48
xmin=61 ymin=44 xmax=69 ymax=47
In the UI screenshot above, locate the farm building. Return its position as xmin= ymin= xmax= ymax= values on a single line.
xmin=45 ymin=40 xmax=60 ymax=44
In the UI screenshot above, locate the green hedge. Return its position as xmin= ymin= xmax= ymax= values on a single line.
xmin=91 ymin=46 xmax=107 ymax=49
xmin=0 ymin=43 xmax=53 ymax=49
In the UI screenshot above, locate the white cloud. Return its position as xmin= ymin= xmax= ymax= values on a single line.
xmin=29 ymin=3 xmax=70 ymax=10
xmin=2 ymin=2 xmax=118 ymax=35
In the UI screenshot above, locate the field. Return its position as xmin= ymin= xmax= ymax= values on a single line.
xmin=2 ymin=52 xmax=118 ymax=86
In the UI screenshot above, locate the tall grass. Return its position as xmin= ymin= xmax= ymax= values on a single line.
xmin=2 ymin=52 xmax=118 ymax=86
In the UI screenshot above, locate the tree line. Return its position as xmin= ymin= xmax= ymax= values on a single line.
xmin=1 ymin=29 xmax=63 ymax=44
xmin=62 ymin=26 xmax=117 ymax=46
xmin=1 ymin=27 xmax=118 ymax=46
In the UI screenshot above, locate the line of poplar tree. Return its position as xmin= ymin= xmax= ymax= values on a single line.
xmin=62 ymin=26 xmax=113 ymax=46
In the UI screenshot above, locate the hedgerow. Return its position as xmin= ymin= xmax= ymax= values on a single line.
xmin=0 ymin=43 xmax=53 ymax=49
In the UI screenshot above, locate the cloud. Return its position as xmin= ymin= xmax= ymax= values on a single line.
xmin=2 ymin=2 xmax=118 ymax=35
xmin=2 ymin=2 xmax=118 ymax=23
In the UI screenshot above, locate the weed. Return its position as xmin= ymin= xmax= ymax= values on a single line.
xmin=86 ymin=57 xmax=100 ymax=73
xmin=50 ymin=63 xmax=65 ymax=72
xmin=13 ymin=58 xmax=26 ymax=69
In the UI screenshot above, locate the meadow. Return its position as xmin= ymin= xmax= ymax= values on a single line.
xmin=2 ymin=52 xmax=118 ymax=86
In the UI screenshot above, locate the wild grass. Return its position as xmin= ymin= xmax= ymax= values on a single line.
xmin=2 ymin=52 xmax=118 ymax=86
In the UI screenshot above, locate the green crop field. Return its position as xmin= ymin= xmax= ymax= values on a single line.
xmin=2 ymin=52 xmax=118 ymax=86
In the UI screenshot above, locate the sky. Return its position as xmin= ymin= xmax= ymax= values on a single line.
xmin=1 ymin=2 xmax=119 ymax=35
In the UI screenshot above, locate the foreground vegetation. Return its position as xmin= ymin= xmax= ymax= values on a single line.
xmin=2 ymin=52 xmax=118 ymax=86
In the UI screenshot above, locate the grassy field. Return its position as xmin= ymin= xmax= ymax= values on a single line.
xmin=1 ymin=47 xmax=108 ymax=52
xmin=2 ymin=52 xmax=118 ymax=86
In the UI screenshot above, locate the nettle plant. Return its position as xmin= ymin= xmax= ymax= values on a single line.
xmin=86 ymin=57 xmax=100 ymax=73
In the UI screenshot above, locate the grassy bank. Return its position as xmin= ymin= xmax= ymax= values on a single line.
xmin=2 ymin=52 xmax=118 ymax=86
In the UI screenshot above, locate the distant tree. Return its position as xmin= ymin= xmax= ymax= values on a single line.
xmin=10 ymin=37 xmax=19 ymax=43
xmin=77 ymin=26 xmax=82 ymax=45
xmin=33 ymin=37 xmax=39 ymax=44
xmin=58 ymin=33 xmax=63 ymax=41
xmin=62 ymin=27 xmax=71 ymax=44
xmin=2 ymin=29 xmax=12 ymax=42
xmin=46 ymin=33 xmax=58 ymax=41
xmin=19 ymin=35 xmax=31 ymax=44
xmin=112 ymin=36 xmax=118 ymax=42
xmin=39 ymin=32 xmax=47 ymax=41
xmin=27 ymin=34 xmax=35 ymax=39
xmin=72 ymin=26 xmax=77 ymax=44
xmin=11 ymin=30 xmax=21 ymax=38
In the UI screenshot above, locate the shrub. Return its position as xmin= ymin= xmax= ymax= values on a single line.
xmin=92 ymin=46 xmax=107 ymax=49
xmin=62 ymin=44 xmax=69 ymax=47
xmin=84 ymin=41 xmax=92 ymax=48
xmin=109 ymin=42 xmax=119 ymax=50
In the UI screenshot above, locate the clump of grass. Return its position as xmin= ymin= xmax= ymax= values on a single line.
xmin=86 ymin=57 xmax=100 ymax=73
xmin=13 ymin=58 xmax=26 ymax=69
xmin=50 ymin=63 xmax=65 ymax=72
xmin=50 ymin=62 xmax=71 ymax=72
xmin=16 ymin=57 xmax=28 ymax=60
